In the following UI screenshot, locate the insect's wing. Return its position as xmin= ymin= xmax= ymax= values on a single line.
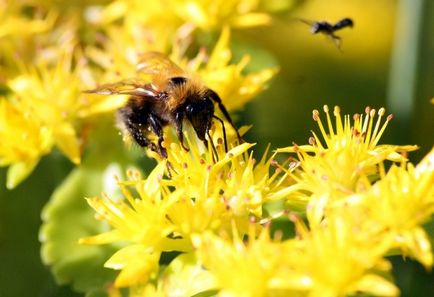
xmin=84 ymin=78 xmax=158 ymax=97
xmin=136 ymin=52 xmax=185 ymax=76
xmin=327 ymin=34 xmax=343 ymax=52
xmin=295 ymin=17 xmax=315 ymax=27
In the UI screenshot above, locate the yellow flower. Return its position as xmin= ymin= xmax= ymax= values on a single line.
xmin=79 ymin=165 xmax=188 ymax=287
xmin=85 ymin=22 xmax=172 ymax=82
xmin=94 ymin=0 xmax=273 ymax=31
xmin=282 ymin=211 xmax=399 ymax=297
xmin=80 ymin=123 xmax=289 ymax=287
xmin=8 ymin=51 xmax=81 ymax=165
xmin=361 ymin=148 xmax=434 ymax=268
xmin=275 ymin=106 xmax=418 ymax=208
xmin=168 ymin=0 xmax=271 ymax=30
xmin=0 ymin=2 xmax=56 ymax=80
xmin=0 ymin=2 xmax=55 ymax=38
xmin=194 ymin=225 xmax=285 ymax=297
xmin=92 ymin=0 xmax=179 ymax=28
xmin=164 ymin=125 xmax=288 ymax=220
xmin=0 ymin=98 xmax=52 ymax=188
xmin=1 ymin=48 xmax=123 ymax=188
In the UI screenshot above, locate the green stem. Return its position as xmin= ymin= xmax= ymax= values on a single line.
xmin=387 ymin=0 xmax=425 ymax=143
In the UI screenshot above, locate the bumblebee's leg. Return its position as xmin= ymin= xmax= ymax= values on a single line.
xmin=117 ymin=108 xmax=157 ymax=152
xmin=206 ymin=131 xmax=219 ymax=163
xmin=148 ymin=114 xmax=167 ymax=158
xmin=174 ymin=111 xmax=189 ymax=152
xmin=213 ymin=115 xmax=228 ymax=152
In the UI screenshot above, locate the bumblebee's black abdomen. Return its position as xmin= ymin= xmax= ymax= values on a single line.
xmin=117 ymin=97 xmax=168 ymax=155
xmin=117 ymin=104 xmax=150 ymax=148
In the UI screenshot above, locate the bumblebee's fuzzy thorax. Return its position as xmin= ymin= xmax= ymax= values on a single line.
xmin=167 ymin=76 xmax=207 ymax=111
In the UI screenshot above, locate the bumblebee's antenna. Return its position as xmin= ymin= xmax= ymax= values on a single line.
xmin=213 ymin=115 xmax=228 ymax=152
xmin=207 ymin=90 xmax=243 ymax=144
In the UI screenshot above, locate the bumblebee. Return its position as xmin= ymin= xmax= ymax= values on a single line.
xmin=85 ymin=52 xmax=242 ymax=159
xmin=299 ymin=17 xmax=354 ymax=50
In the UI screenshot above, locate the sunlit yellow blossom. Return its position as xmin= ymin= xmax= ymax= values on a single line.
xmin=361 ymin=148 xmax=434 ymax=267
xmin=0 ymin=2 xmax=55 ymax=38
xmin=0 ymin=2 xmax=56 ymax=80
xmin=8 ymin=52 xmax=80 ymax=165
xmin=169 ymin=0 xmax=271 ymax=30
xmin=92 ymin=0 xmax=179 ymax=28
xmin=275 ymin=106 xmax=418 ymax=209
xmin=95 ymin=0 xmax=275 ymax=31
xmin=164 ymin=126 xmax=289 ymax=220
xmin=194 ymin=225 xmax=286 ymax=297
xmin=80 ymin=123 xmax=290 ymax=287
xmin=79 ymin=165 xmax=188 ymax=287
xmin=282 ymin=212 xmax=399 ymax=297
xmin=85 ymin=23 xmax=172 ymax=82
xmin=79 ymin=161 xmax=230 ymax=287
xmin=1 ymin=48 xmax=124 ymax=187
xmin=0 ymin=98 xmax=52 ymax=188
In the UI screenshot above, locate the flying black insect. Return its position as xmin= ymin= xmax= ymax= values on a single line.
xmin=299 ymin=18 xmax=354 ymax=50
xmin=85 ymin=52 xmax=243 ymax=159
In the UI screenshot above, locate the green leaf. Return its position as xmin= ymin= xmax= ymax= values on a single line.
xmin=39 ymin=163 xmax=119 ymax=294
xmin=39 ymin=117 xmax=141 ymax=295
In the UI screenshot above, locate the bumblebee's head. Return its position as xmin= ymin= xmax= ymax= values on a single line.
xmin=185 ymin=96 xmax=215 ymax=142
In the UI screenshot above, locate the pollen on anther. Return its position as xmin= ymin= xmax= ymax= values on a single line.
xmin=127 ymin=169 xmax=134 ymax=178
xmin=387 ymin=114 xmax=393 ymax=121
xmin=334 ymin=105 xmax=341 ymax=115
xmin=308 ymin=137 xmax=316 ymax=145
xmin=378 ymin=107 xmax=385 ymax=116
xmin=323 ymin=105 xmax=329 ymax=113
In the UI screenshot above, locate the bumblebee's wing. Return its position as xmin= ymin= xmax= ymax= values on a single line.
xmin=136 ymin=52 xmax=185 ymax=76
xmin=84 ymin=78 xmax=158 ymax=97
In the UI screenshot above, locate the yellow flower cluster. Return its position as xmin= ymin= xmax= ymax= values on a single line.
xmin=0 ymin=0 xmax=278 ymax=188
xmin=82 ymin=106 xmax=433 ymax=297
xmin=80 ymin=128 xmax=289 ymax=288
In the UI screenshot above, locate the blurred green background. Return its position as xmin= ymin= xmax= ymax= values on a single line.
xmin=1 ymin=0 xmax=433 ymax=296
